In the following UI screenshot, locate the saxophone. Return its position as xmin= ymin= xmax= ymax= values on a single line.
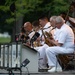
xmin=41 ymin=28 xmax=56 ymax=46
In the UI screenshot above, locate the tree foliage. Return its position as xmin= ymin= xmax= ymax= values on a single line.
xmin=0 ymin=0 xmax=72 ymax=35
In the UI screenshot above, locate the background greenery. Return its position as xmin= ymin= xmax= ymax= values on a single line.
xmin=0 ymin=0 xmax=73 ymax=43
xmin=0 ymin=37 xmax=11 ymax=43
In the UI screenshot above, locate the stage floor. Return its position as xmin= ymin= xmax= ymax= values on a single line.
xmin=0 ymin=69 xmax=75 ymax=75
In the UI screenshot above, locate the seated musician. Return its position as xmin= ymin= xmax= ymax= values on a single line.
xmin=70 ymin=1 xmax=75 ymax=18
xmin=38 ymin=16 xmax=74 ymax=72
xmin=32 ymin=20 xmax=42 ymax=47
xmin=38 ymin=15 xmax=54 ymax=45
xmin=23 ymin=21 xmax=41 ymax=48
xmin=36 ymin=15 xmax=55 ymax=70
xmin=23 ymin=22 xmax=35 ymax=39
xmin=18 ymin=26 xmax=28 ymax=43
xmin=46 ymin=16 xmax=74 ymax=72
xmin=19 ymin=22 xmax=35 ymax=47
xmin=60 ymin=12 xmax=75 ymax=28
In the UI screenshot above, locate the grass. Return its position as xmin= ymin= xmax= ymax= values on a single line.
xmin=0 ymin=37 xmax=11 ymax=43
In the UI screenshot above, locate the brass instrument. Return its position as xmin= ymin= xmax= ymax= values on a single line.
xmin=45 ymin=31 xmax=53 ymax=39
xmin=33 ymin=41 xmax=42 ymax=47
xmin=41 ymin=28 xmax=56 ymax=46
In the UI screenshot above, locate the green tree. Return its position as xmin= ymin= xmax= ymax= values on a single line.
xmin=0 ymin=0 xmax=72 ymax=42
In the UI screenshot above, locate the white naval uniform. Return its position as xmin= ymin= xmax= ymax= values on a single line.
xmin=46 ymin=24 xmax=74 ymax=69
xmin=36 ymin=22 xmax=54 ymax=69
xmin=39 ymin=22 xmax=54 ymax=45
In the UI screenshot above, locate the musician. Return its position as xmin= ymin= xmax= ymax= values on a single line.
xmin=21 ymin=22 xmax=35 ymax=46
xmin=39 ymin=15 xmax=54 ymax=45
xmin=70 ymin=1 xmax=75 ymax=18
xmin=37 ymin=16 xmax=56 ymax=70
xmin=60 ymin=12 xmax=75 ymax=28
xmin=24 ymin=22 xmax=35 ymax=39
xmin=45 ymin=16 xmax=74 ymax=72
xmin=32 ymin=20 xmax=42 ymax=47
xmin=32 ymin=20 xmax=41 ymax=32
xmin=60 ymin=12 xmax=75 ymax=43
xmin=18 ymin=26 xmax=27 ymax=42
xmin=60 ymin=2 xmax=75 ymax=43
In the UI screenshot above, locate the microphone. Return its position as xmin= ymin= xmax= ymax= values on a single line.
xmin=21 ymin=58 xmax=30 ymax=67
xmin=30 ymin=32 xmax=40 ymax=42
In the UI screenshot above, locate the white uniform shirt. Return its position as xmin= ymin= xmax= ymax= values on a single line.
xmin=28 ymin=31 xmax=35 ymax=39
xmin=40 ymin=22 xmax=53 ymax=45
xmin=54 ymin=24 xmax=74 ymax=49
xmin=38 ymin=22 xmax=53 ymax=37
xmin=43 ymin=22 xmax=53 ymax=32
